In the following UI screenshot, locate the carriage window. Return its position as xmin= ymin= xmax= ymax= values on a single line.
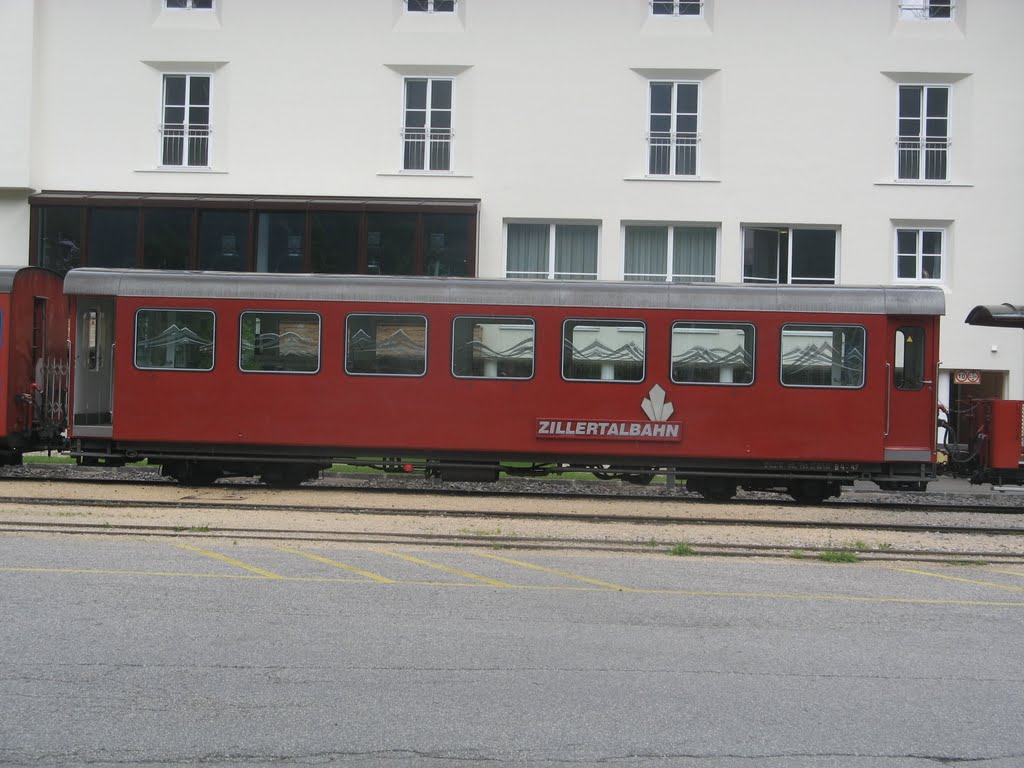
xmin=562 ymin=319 xmax=645 ymax=382
xmin=452 ymin=317 xmax=535 ymax=379
xmin=239 ymin=311 xmax=320 ymax=374
xmin=346 ymin=314 xmax=427 ymax=376
xmin=135 ymin=309 xmax=215 ymax=371
xmin=671 ymin=322 xmax=754 ymax=385
xmin=894 ymin=327 xmax=925 ymax=390
xmin=85 ymin=309 xmax=99 ymax=371
xmin=780 ymin=324 xmax=865 ymax=388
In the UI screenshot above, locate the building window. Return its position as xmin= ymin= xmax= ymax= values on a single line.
xmin=452 ymin=317 xmax=535 ymax=379
xmin=256 ymin=212 xmax=305 ymax=273
xmin=165 ymin=0 xmax=213 ymax=7
xmin=897 ymin=85 xmax=949 ymax=181
xmin=239 ymin=312 xmax=321 ymax=374
xmin=624 ymin=225 xmax=716 ymax=282
xmin=506 ymin=223 xmax=598 ymax=280
xmin=161 ymin=74 xmax=211 ymax=167
xmin=743 ymin=227 xmax=837 ymax=285
xmin=407 ymin=0 xmax=455 ymax=11
xmin=648 ymin=82 xmax=699 ymax=177
xmin=135 ymin=309 xmax=215 ymax=371
xmin=403 ymin=78 xmax=453 ymax=172
xmin=651 ymin=1 xmax=702 ymax=15
xmin=780 ymin=325 xmax=865 ymax=389
xmin=896 ymin=228 xmax=944 ymax=281
xmin=671 ymin=323 xmax=754 ymax=385
xmin=562 ymin=320 xmax=645 ymax=382
xmin=899 ymin=1 xmax=953 ymax=19
xmin=346 ymin=314 xmax=428 ymax=377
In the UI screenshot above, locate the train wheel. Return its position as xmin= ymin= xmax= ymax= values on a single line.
xmin=260 ymin=464 xmax=317 ymax=489
xmin=687 ymin=477 xmax=737 ymax=501
xmin=165 ymin=460 xmax=222 ymax=486
xmin=787 ymin=480 xmax=839 ymax=504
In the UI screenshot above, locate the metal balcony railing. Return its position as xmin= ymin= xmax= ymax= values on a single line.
xmin=647 ymin=131 xmax=699 ymax=176
xmin=160 ymin=123 xmax=210 ymax=167
xmin=402 ymin=128 xmax=452 ymax=172
xmin=897 ymin=136 xmax=949 ymax=181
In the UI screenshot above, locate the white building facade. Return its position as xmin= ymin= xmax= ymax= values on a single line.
xmin=1 ymin=0 xmax=1023 ymax=415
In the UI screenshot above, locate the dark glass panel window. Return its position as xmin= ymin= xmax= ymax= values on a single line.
xmin=671 ymin=322 xmax=754 ymax=385
xmin=88 ymin=208 xmax=138 ymax=268
xmin=199 ymin=210 xmax=248 ymax=271
xmin=452 ymin=317 xmax=535 ymax=379
xmin=346 ymin=314 xmax=427 ymax=376
xmin=38 ymin=207 xmax=82 ymax=274
xmin=790 ymin=230 xmax=837 ymax=284
xmin=135 ymin=309 xmax=215 ymax=371
xmin=366 ymin=214 xmax=415 ymax=275
xmin=894 ymin=327 xmax=925 ymax=391
xmin=311 ymin=211 xmax=359 ymax=274
xmin=423 ymin=214 xmax=471 ymax=276
xmin=143 ymin=209 xmax=192 ymax=270
xmin=562 ymin=319 xmax=645 ymax=382
xmin=780 ymin=325 xmax=865 ymax=388
xmin=256 ymin=212 xmax=305 ymax=273
xmin=240 ymin=311 xmax=320 ymax=373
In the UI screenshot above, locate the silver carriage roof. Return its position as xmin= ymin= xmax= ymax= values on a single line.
xmin=63 ymin=268 xmax=946 ymax=316
xmin=0 ymin=265 xmax=58 ymax=294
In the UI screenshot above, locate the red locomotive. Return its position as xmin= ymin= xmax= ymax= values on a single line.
xmin=62 ymin=268 xmax=950 ymax=502
xmin=0 ymin=267 xmax=68 ymax=464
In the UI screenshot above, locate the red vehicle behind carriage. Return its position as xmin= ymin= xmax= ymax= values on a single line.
xmin=0 ymin=267 xmax=68 ymax=463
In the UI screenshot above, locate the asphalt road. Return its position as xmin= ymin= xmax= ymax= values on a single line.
xmin=2 ymin=535 xmax=1023 ymax=767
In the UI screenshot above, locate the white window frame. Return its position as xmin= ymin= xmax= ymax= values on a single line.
xmin=650 ymin=1 xmax=703 ymax=16
xmin=401 ymin=77 xmax=454 ymax=174
xmin=159 ymin=73 xmax=212 ymax=169
xmin=894 ymin=227 xmax=946 ymax=283
xmin=505 ymin=222 xmax=600 ymax=280
xmin=896 ymin=84 xmax=950 ymax=182
xmin=406 ymin=0 xmax=456 ymax=12
xmin=622 ymin=224 xmax=717 ymax=282
xmin=742 ymin=227 xmax=838 ymax=286
xmin=164 ymin=0 xmax=214 ymax=9
xmin=898 ymin=1 xmax=954 ymax=20
xmin=646 ymin=81 xmax=701 ymax=178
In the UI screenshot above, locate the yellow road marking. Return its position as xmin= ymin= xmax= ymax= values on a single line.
xmin=891 ymin=567 xmax=1024 ymax=593
xmin=988 ymin=569 xmax=1024 ymax=578
xmin=174 ymin=543 xmax=285 ymax=579
xmin=374 ymin=549 xmax=513 ymax=587
xmin=3 ymin=566 xmax=1024 ymax=606
xmin=474 ymin=551 xmax=635 ymax=591
xmin=278 ymin=546 xmax=394 ymax=583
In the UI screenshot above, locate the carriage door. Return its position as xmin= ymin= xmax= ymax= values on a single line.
xmin=72 ymin=299 xmax=116 ymax=436
xmin=30 ymin=298 xmax=46 ymax=431
xmin=884 ymin=320 xmax=936 ymax=460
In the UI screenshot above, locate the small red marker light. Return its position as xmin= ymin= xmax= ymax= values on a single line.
xmin=403 ymin=463 xmax=414 ymax=473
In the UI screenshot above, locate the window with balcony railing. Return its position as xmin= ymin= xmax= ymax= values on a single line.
xmin=165 ymin=0 xmax=213 ymax=8
xmin=161 ymin=74 xmax=211 ymax=168
xmin=403 ymin=78 xmax=452 ymax=172
xmin=897 ymin=85 xmax=949 ymax=181
xmin=898 ymin=0 xmax=953 ymax=19
xmin=651 ymin=0 xmax=702 ymax=16
xmin=648 ymin=81 xmax=699 ymax=177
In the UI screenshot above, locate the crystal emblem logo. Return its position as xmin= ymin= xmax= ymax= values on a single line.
xmin=641 ymin=384 xmax=673 ymax=422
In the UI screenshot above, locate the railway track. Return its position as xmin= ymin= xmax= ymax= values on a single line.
xmin=4 ymin=465 xmax=1024 ymax=515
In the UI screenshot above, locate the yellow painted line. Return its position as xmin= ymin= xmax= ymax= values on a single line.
xmin=374 ymin=549 xmax=513 ymax=587
xmin=174 ymin=543 xmax=285 ymax=579
xmin=278 ymin=546 xmax=394 ymax=583
xmin=988 ymin=569 xmax=1024 ymax=578
xmin=474 ymin=551 xmax=635 ymax=591
xmin=891 ymin=567 xmax=1024 ymax=593
xmin=3 ymin=566 xmax=1024 ymax=606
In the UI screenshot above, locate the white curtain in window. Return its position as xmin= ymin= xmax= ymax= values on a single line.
xmin=506 ymin=223 xmax=549 ymax=277
xmin=624 ymin=226 xmax=668 ymax=281
xmin=554 ymin=225 xmax=598 ymax=279
xmin=673 ymin=226 xmax=716 ymax=281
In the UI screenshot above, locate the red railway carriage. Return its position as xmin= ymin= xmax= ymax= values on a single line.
xmin=63 ymin=268 xmax=944 ymax=501
xmin=0 ymin=266 xmax=68 ymax=462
